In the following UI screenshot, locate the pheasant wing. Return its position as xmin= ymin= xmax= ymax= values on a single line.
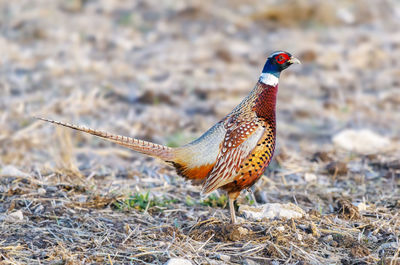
xmin=202 ymin=117 xmax=264 ymax=194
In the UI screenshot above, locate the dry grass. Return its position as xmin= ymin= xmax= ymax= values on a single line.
xmin=1 ymin=0 xmax=400 ymax=264
xmin=0 ymin=164 xmax=399 ymax=264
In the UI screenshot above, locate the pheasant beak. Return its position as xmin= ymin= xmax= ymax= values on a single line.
xmin=288 ymin=57 xmax=301 ymax=64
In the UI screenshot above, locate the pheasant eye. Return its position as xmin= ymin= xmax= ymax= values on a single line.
xmin=276 ymin=54 xmax=289 ymax=64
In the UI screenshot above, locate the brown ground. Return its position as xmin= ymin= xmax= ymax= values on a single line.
xmin=1 ymin=0 xmax=400 ymax=264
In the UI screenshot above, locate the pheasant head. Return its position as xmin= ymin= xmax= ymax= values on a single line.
xmin=260 ymin=51 xmax=300 ymax=85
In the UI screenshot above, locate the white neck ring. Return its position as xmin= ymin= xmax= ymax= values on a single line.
xmin=259 ymin=73 xmax=279 ymax=86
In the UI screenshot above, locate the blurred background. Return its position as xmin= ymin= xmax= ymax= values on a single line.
xmin=1 ymin=0 xmax=400 ymax=263
xmin=0 ymin=0 xmax=400 ymax=186
xmin=1 ymin=0 xmax=399 ymax=170
xmin=1 ymin=0 xmax=400 ymax=188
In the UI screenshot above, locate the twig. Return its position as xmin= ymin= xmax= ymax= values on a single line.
xmin=197 ymin=233 xmax=214 ymax=251
xmin=108 ymin=254 xmax=113 ymax=265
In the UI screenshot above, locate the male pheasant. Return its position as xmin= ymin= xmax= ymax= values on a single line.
xmin=39 ymin=51 xmax=300 ymax=224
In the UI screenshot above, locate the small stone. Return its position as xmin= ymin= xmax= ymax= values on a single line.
xmin=304 ymin=173 xmax=317 ymax=182
xmin=77 ymin=196 xmax=87 ymax=203
xmin=0 ymin=165 xmax=30 ymax=178
xmin=276 ymin=226 xmax=285 ymax=232
xmin=217 ymin=254 xmax=230 ymax=262
xmin=239 ymin=203 xmax=305 ymax=221
xmin=5 ymin=210 xmax=24 ymax=222
xmin=46 ymin=186 xmax=58 ymax=193
xmin=336 ymin=8 xmax=355 ymax=24
xmin=354 ymin=202 xmax=367 ymax=212
xmin=164 ymin=258 xmax=192 ymax=265
xmin=33 ymin=204 xmax=44 ymax=215
xmin=326 ymin=162 xmax=348 ymax=175
xmin=322 ymin=235 xmax=333 ymax=242
xmin=333 ymin=129 xmax=390 ymax=155
xmin=38 ymin=188 xmax=46 ymax=195
xmin=296 ymin=233 xmax=303 ymax=241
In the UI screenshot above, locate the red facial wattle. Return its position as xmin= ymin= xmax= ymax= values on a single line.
xmin=276 ymin=53 xmax=290 ymax=64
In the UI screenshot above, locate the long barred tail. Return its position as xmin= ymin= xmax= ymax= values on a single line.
xmin=37 ymin=117 xmax=175 ymax=161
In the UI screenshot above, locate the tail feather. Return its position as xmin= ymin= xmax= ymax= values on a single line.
xmin=37 ymin=117 xmax=175 ymax=161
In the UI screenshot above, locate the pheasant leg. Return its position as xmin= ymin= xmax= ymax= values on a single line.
xmin=229 ymin=197 xmax=236 ymax=224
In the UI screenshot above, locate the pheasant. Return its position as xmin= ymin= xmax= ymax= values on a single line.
xmin=38 ymin=51 xmax=300 ymax=224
